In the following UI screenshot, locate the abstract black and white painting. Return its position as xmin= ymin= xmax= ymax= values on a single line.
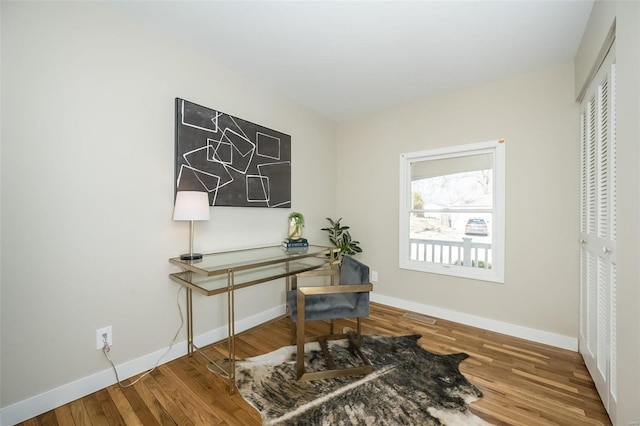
xmin=175 ymin=98 xmax=291 ymax=208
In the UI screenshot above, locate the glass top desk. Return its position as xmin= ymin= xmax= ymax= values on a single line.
xmin=168 ymin=244 xmax=334 ymax=393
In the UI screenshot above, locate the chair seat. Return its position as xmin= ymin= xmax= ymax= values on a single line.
xmin=287 ymin=290 xmax=369 ymax=322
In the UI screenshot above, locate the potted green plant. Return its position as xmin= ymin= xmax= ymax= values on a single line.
xmin=288 ymin=212 xmax=305 ymax=240
xmin=321 ymin=217 xmax=362 ymax=260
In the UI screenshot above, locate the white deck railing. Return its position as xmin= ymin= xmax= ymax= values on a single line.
xmin=409 ymin=237 xmax=492 ymax=269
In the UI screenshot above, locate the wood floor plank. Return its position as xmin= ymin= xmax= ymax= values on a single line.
xmin=67 ymin=398 xmax=93 ymax=426
xmin=35 ymin=409 xmax=59 ymax=426
xmin=127 ymin=378 xmax=171 ymax=425
xmin=94 ymin=389 xmax=126 ymax=426
xmin=177 ymin=355 xmax=262 ymax=425
xmin=15 ymin=302 xmax=611 ymax=426
xmin=156 ymin=363 xmax=225 ymax=425
xmin=79 ymin=394 xmax=109 ymax=426
xmin=106 ymin=385 xmax=145 ymax=426
xmin=142 ymin=372 xmax=195 ymax=426
xmin=52 ymin=405 xmax=75 ymax=425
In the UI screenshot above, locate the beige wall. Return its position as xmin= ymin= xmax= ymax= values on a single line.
xmin=0 ymin=2 xmax=336 ymax=407
xmin=336 ymin=61 xmax=580 ymax=337
xmin=575 ymin=1 xmax=640 ymax=424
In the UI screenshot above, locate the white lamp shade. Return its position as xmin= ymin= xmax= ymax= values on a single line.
xmin=173 ymin=191 xmax=211 ymax=221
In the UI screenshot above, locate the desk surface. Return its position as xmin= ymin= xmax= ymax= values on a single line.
xmin=169 ymin=244 xmax=332 ymax=296
xmin=169 ymin=244 xmax=330 ymax=275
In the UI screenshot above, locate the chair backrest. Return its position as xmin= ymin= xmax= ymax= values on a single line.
xmin=339 ymin=255 xmax=370 ymax=285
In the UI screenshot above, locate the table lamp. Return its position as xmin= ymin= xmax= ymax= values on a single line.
xmin=173 ymin=191 xmax=210 ymax=260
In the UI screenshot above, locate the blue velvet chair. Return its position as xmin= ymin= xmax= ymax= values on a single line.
xmin=286 ymin=255 xmax=373 ymax=381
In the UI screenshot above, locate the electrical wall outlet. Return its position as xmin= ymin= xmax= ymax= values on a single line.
xmin=371 ymin=271 xmax=379 ymax=282
xmin=96 ymin=326 xmax=112 ymax=350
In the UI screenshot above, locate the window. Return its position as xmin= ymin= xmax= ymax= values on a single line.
xmin=399 ymin=140 xmax=505 ymax=283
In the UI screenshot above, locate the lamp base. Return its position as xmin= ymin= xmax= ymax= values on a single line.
xmin=180 ymin=253 xmax=203 ymax=261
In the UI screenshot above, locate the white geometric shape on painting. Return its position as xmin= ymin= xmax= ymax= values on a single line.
xmin=256 ymin=132 xmax=281 ymax=160
xmin=222 ymin=128 xmax=254 ymax=156
xmin=211 ymin=111 xmax=221 ymax=133
xmin=176 ymin=164 xmax=221 ymax=206
xmin=268 ymin=200 xmax=290 ymax=208
xmin=257 ymin=161 xmax=291 ymax=207
xmin=183 ymin=145 xmax=234 ymax=189
xmin=228 ymin=115 xmax=251 ymax=141
xmin=246 ymin=175 xmax=270 ymax=203
xmin=207 ymin=138 xmax=232 ymax=165
xmin=180 ymin=99 xmax=222 ymax=133
xmin=221 ymin=128 xmax=255 ymax=175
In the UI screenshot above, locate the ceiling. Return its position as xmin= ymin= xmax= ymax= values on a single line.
xmin=108 ymin=1 xmax=594 ymax=122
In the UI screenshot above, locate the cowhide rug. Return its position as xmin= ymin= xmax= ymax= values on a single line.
xmin=231 ymin=334 xmax=490 ymax=425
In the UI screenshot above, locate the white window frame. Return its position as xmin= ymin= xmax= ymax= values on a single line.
xmin=399 ymin=139 xmax=505 ymax=283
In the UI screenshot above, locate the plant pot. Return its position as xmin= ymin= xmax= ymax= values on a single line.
xmin=288 ymin=220 xmax=302 ymax=240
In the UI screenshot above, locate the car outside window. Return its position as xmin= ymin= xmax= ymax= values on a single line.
xmin=465 ymin=218 xmax=488 ymax=236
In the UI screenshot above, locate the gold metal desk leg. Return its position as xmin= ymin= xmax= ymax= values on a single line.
xmin=228 ymin=269 xmax=236 ymax=394
xmin=186 ymin=287 xmax=193 ymax=355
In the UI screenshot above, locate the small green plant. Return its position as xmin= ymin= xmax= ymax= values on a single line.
xmin=321 ymin=217 xmax=362 ymax=260
xmin=452 ymin=260 xmax=492 ymax=269
xmin=288 ymin=212 xmax=305 ymax=239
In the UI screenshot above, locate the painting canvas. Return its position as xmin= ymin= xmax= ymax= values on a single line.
xmin=175 ymin=98 xmax=291 ymax=208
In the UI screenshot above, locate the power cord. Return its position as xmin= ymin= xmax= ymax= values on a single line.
xmin=101 ymin=286 xmax=185 ymax=387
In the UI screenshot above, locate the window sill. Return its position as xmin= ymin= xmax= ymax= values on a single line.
xmin=399 ymin=260 xmax=504 ymax=284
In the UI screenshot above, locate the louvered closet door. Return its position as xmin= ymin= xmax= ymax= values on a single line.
xmin=579 ymin=45 xmax=617 ymax=418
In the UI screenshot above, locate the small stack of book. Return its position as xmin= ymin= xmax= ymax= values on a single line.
xmin=282 ymin=237 xmax=309 ymax=253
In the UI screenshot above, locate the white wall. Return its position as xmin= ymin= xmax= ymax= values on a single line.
xmin=575 ymin=2 xmax=640 ymax=424
xmin=0 ymin=1 xmax=336 ymax=411
xmin=336 ymin=61 xmax=580 ymax=339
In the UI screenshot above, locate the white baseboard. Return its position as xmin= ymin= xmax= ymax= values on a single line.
xmin=0 ymin=304 xmax=286 ymax=426
xmin=371 ymin=293 xmax=578 ymax=352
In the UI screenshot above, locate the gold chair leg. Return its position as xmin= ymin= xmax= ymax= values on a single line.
xmin=297 ymin=330 xmax=373 ymax=382
xmin=295 ymin=318 xmax=373 ymax=382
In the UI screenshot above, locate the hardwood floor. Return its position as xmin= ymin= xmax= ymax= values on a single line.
xmin=18 ymin=303 xmax=611 ymax=425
